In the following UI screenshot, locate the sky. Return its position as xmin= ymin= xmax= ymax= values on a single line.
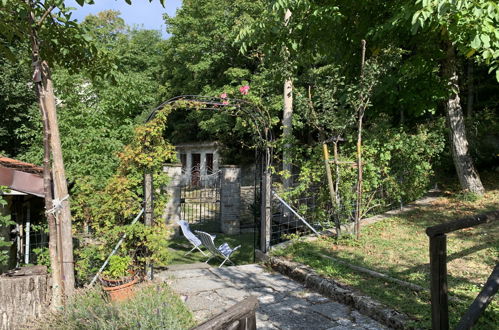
xmin=65 ymin=0 xmax=182 ymax=38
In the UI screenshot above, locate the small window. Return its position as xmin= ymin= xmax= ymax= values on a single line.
xmin=180 ymin=154 xmax=187 ymax=173
xmin=206 ymin=153 xmax=214 ymax=175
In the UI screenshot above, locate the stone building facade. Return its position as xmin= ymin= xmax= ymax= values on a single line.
xmin=176 ymin=142 xmax=220 ymax=186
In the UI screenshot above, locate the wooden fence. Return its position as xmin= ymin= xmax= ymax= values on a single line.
xmin=193 ymin=296 xmax=258 ymax=330
xmin=426 ymin=210 xmax=498 ymax=330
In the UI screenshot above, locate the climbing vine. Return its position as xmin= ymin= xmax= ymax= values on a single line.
xmin=74 ymin=104 xmax=178 ymax=283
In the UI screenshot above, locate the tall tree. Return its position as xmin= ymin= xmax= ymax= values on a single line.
xmin=0 ymin=0 xmax=165 ymax=302
xmin=412 ymin=0 xmax=497 ymax=194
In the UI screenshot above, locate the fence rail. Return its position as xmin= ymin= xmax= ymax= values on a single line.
xmin=426 ymin=210 xmax=498 ymax=330
xmin=192 ymin=296 xmax=258 ymax=330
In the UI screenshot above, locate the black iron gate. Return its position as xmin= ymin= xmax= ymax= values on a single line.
xmin=180 ymin=170 xmax=221 ymax=232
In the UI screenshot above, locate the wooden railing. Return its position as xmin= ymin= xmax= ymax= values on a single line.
xmin=193 ymin=296 xmax=259 ymax=330
xmin=426 ymin=210 xmax=498 ymax=330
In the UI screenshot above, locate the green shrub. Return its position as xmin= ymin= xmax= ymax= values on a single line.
xmin=0 ymin=187 xmax=14 ymax=269
xmin=282 ymin=121 xmax=445 ymax=228
xmin=42 ymin=283 xmax=195 ymax=330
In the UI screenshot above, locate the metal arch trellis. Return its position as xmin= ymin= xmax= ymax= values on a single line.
xmin=144 ymin=95 xmax=275 ymax=253
xmin=145 ymin=95 xmax=274 ymax=156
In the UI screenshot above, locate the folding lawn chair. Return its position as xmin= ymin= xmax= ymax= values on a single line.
xmin=177 ymin=220 xmax=208 ymax=256
xmin=195 ymin=230 xmax=241 ymax=268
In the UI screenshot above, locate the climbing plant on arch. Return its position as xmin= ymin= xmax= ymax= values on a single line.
xmin=144 ymin=95 xmax=275 ymax=252
xmin=75 ymin=95 xmax=276 ymax=282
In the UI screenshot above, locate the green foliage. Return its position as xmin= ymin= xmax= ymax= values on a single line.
xmin=102 ymin=255 xmax=132 ymax=279
xmin=74 ymin=105 xmax=176 ymax=284
xmin=0 ymin=187 xmax=14 ymax=268
xmin=42 ymin=283 xmax=195 ymax=330
xmin=33 ymin=247 xmax=51 ymax=269
xmin=282 ymin=121 xmax=445 ymax=227
xmin=454 ymin=191 xmax=481 ymax=203
xmin=413 ymin=0 xmax=499 ymax=81
xmin=0 ymin=45 xmax=38 ymax=157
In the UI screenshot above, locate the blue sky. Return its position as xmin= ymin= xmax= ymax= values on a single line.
xmin=65 ymin=0 xmax=182 ymax=38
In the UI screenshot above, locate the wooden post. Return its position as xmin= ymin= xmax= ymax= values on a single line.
xmin=456 ymin=263 xmax=499 ymax=330
xmin=42 ymin=61 xmax=75 ymax=296
xmin=27 ymin=1 xmax=64 ymax=306
xmin=322 ymin=144 xmax=340 ymax=236
xmin=429 ymin=234 xmax=449 ymax=330
xmin=260 ymin=146 xmax=272 ymax=253
xmin=143 ymin=172 xmax=154 ymax=279
xmin=282 ymin=8 xmax=293 ymax=192
xmin=354 ymin=39 xmax=367 ymax=240
xmin=144 ymin=172 xmax=154 ymax=226
xmin=260 ymin=170 xmax=271 ymax=253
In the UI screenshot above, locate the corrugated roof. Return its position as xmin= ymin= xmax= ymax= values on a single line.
xmin=0 ymin=157 xmax=43 ymax=176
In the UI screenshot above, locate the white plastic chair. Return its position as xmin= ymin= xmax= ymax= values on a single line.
xmin=177 ymin=220 xmax=207 ymax=256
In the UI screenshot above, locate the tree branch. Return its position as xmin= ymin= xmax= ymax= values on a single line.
xmin=37 ymin=5 xmax=55 ymax=27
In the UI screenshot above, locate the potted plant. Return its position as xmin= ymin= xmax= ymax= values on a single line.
xmin=100 ymin=255 xmax=138 ymax=302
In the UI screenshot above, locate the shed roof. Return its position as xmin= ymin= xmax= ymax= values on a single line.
xmin=0 ymin=157 xmax=43 ymax=176
xmin=0 ymin=157 xmax=44 ymax=197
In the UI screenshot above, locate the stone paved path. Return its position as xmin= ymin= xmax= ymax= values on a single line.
xmin=156 ymin=264 xmax=388 ymax=330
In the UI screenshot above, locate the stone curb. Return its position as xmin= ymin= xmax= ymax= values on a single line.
xmin=264 ymin=256 xmax=415 ymax=330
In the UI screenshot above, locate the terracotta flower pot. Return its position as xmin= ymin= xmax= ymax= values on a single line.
xmin=101 ymin=275 xmax=138 ymax=302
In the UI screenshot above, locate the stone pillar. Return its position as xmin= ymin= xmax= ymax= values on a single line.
xmin=186 ymin=152 xmax=192 ymax=184
xmin=220 ymin=165 xmax=241 ymax=235
xmin=162 ymin=164 xmax=182 ymax=225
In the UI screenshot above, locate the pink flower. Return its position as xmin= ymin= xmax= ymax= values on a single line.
xmin=222 ymin=100 xmax=229 ymax=105
xmin=220 ymin=92 xmax=228 ymax=99
xmin=239 ymin=85 xmax=250 ymax=95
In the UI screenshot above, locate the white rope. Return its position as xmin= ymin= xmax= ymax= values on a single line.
xmin=46 ymin=195 xmax=69 ymax=214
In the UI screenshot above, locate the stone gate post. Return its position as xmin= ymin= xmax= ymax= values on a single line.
xmin=162 ymin=163 xmax=182 ymax=225
xmin=220 ymin=165 xmax=241 ymax=235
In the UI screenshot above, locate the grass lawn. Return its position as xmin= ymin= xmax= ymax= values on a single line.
xmin=169 ymin=220 xmax=257 ymax=266
xmin=272 ymin=172 xmax=499 ymax=329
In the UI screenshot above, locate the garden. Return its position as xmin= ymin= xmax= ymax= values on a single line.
xmin=0 ymin=0 xmax=498 ymax=329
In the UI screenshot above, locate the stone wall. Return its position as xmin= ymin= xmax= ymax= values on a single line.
xmin=240 ymin=186 xmax=256 ymax=228
xmin=0 ymin=274 xmax=50 ymax=329
xmin=220 ymin=166 xmax=241 ymax=235
xmin=162 ymin=164 xmax=182 ymax=225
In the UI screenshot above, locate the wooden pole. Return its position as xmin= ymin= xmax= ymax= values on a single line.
xmin=354 ymin=40 xmax=367 ymax=239
xmin=27 ymin=3 xmax=75 ymax=296
xmin=143 ymin=172 xmax=154 ymax=279
xmin=41 ymin=60 xmax=75 ymax=296
xmin=282 ymin=9 xmax=294 ymax=192
xmin=260 ymin=145 xmax=272 ymax=253
xmin=322 ymin=144 xmax=340 ymax=236
xmin=456 ymin=263 xmax=499 ymax=330
xmin=27 ymin=1 xmax=64 ymax=307
xmin=144 ymin=172 xmax=154 ymax=226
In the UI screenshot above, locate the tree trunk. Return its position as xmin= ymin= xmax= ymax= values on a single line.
xmin=354 ymin=40 xmax=367 ymax=239
xmin=282 ymin=9 xmax=293 ymax=191
xmin=27 ymin=2 xmax=65 ymax=305
xmin=442 ymin=43 xmax=484 ymax=195
xmin=40 ymin=61 xmax=76 ymax=296
xmin=38 ymin=100 xmax=64 ymax=309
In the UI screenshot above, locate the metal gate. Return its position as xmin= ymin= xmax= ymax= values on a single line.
xmin=180 ymin=170 xmax=221 ymax=231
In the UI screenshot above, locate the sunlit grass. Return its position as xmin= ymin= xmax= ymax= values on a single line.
xmin=273 ymin=172 xmax=499 ymax=329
